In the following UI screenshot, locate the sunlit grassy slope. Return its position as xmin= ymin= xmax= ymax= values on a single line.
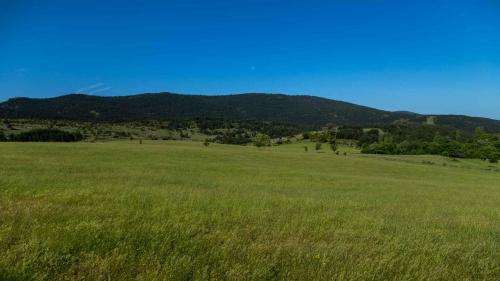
xmin=0 ymin=141 xmax=499 ymax=280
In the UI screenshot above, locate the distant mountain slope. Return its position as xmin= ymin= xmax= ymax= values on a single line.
xmin=1 ymin=92 xmax=499 ymax=132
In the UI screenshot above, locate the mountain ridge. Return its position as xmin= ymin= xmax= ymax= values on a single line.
xmin=1 ymin=92 xmax=499 ymax=132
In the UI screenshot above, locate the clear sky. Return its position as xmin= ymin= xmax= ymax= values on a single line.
xmin=1 ymin=0 xmax=499 ymax=119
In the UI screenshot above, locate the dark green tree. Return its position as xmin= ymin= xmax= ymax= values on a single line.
xmin=358 ymin=129 xmax=380 ymax=147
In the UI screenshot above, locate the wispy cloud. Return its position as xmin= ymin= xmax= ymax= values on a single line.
xmin=15 ymin=67 xmax=30 ymax=77
xmin=15 ymin=67 xmax=30 ymax=73
xmin=89 ymin=86 xmax=112 ymax=94
xmin=77 ymin=83 xmax=104 ymax=93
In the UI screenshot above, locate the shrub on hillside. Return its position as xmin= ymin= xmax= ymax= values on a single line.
xmin=253 ymin=133 xmax=271 ymax=148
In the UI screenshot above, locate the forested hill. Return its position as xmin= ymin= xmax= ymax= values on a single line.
xmin=1 ymin=92 xmax=499 ymax=132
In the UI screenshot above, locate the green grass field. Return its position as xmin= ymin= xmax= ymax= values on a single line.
xmin=1 ymin=141 xmax=499 ymax=280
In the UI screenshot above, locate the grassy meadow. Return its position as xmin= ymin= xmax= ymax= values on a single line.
xmin=0 ymin=141 xmax=499 ymax=280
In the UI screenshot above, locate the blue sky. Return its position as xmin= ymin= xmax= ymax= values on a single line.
xmin=1 ymin=0 xmax=499 ymax=119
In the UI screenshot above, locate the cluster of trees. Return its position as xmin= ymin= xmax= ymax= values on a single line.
xmin=194 ymin=118 xmax=301 ymax=145
xmin=162 ymin=120 xmax=196 ymax=130
xmin=3 ymin=118 xmax=499 ymax=161
xmin=212 ymin=129 xmax=253 ymax=145
xmin=302 ymin=130 xmax=336 ymax=142
xmin=3 ymin=129 xmax=83 ymax=142
xmin=193 ymin=118 xmax=301 ymax=138
xmin=358 ymin=129 xmax=381 ymax=147
xmin=302 ymin=130 xmax=338 ymax=152
xmin=357 ymin=125 xmax=500 ymax=163
xmin=1 ymin=117 xmax=302 ymax=144
xmin=304 ymin=124 xmax=500 ymax=163
xmin=336 ymin=126 xmax=364 ymax=140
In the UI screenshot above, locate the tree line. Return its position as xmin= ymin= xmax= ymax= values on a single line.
xmin=330 ymin=125 xmax=500 ymax=163
xmin=1 ymin=129 xmax=83 ymax=142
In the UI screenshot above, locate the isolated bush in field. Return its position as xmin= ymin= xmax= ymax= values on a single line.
xmin=203 ymin=139 xmax=210 ymax=147
xmin=303 ymin=146 xmax=308 ymax=152
xmin=489 ymin=153 xmax=499 ymax=163
xmin=315 ymin=142 xmax=322 ymax=151
xmin=253 ymin=133 xmax=271 ymax=148
xmin=329 ymin=140 xmax=338 ymax=152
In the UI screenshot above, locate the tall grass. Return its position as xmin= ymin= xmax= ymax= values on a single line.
xmin=0 ymin=141 xmax=499 ymax=280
